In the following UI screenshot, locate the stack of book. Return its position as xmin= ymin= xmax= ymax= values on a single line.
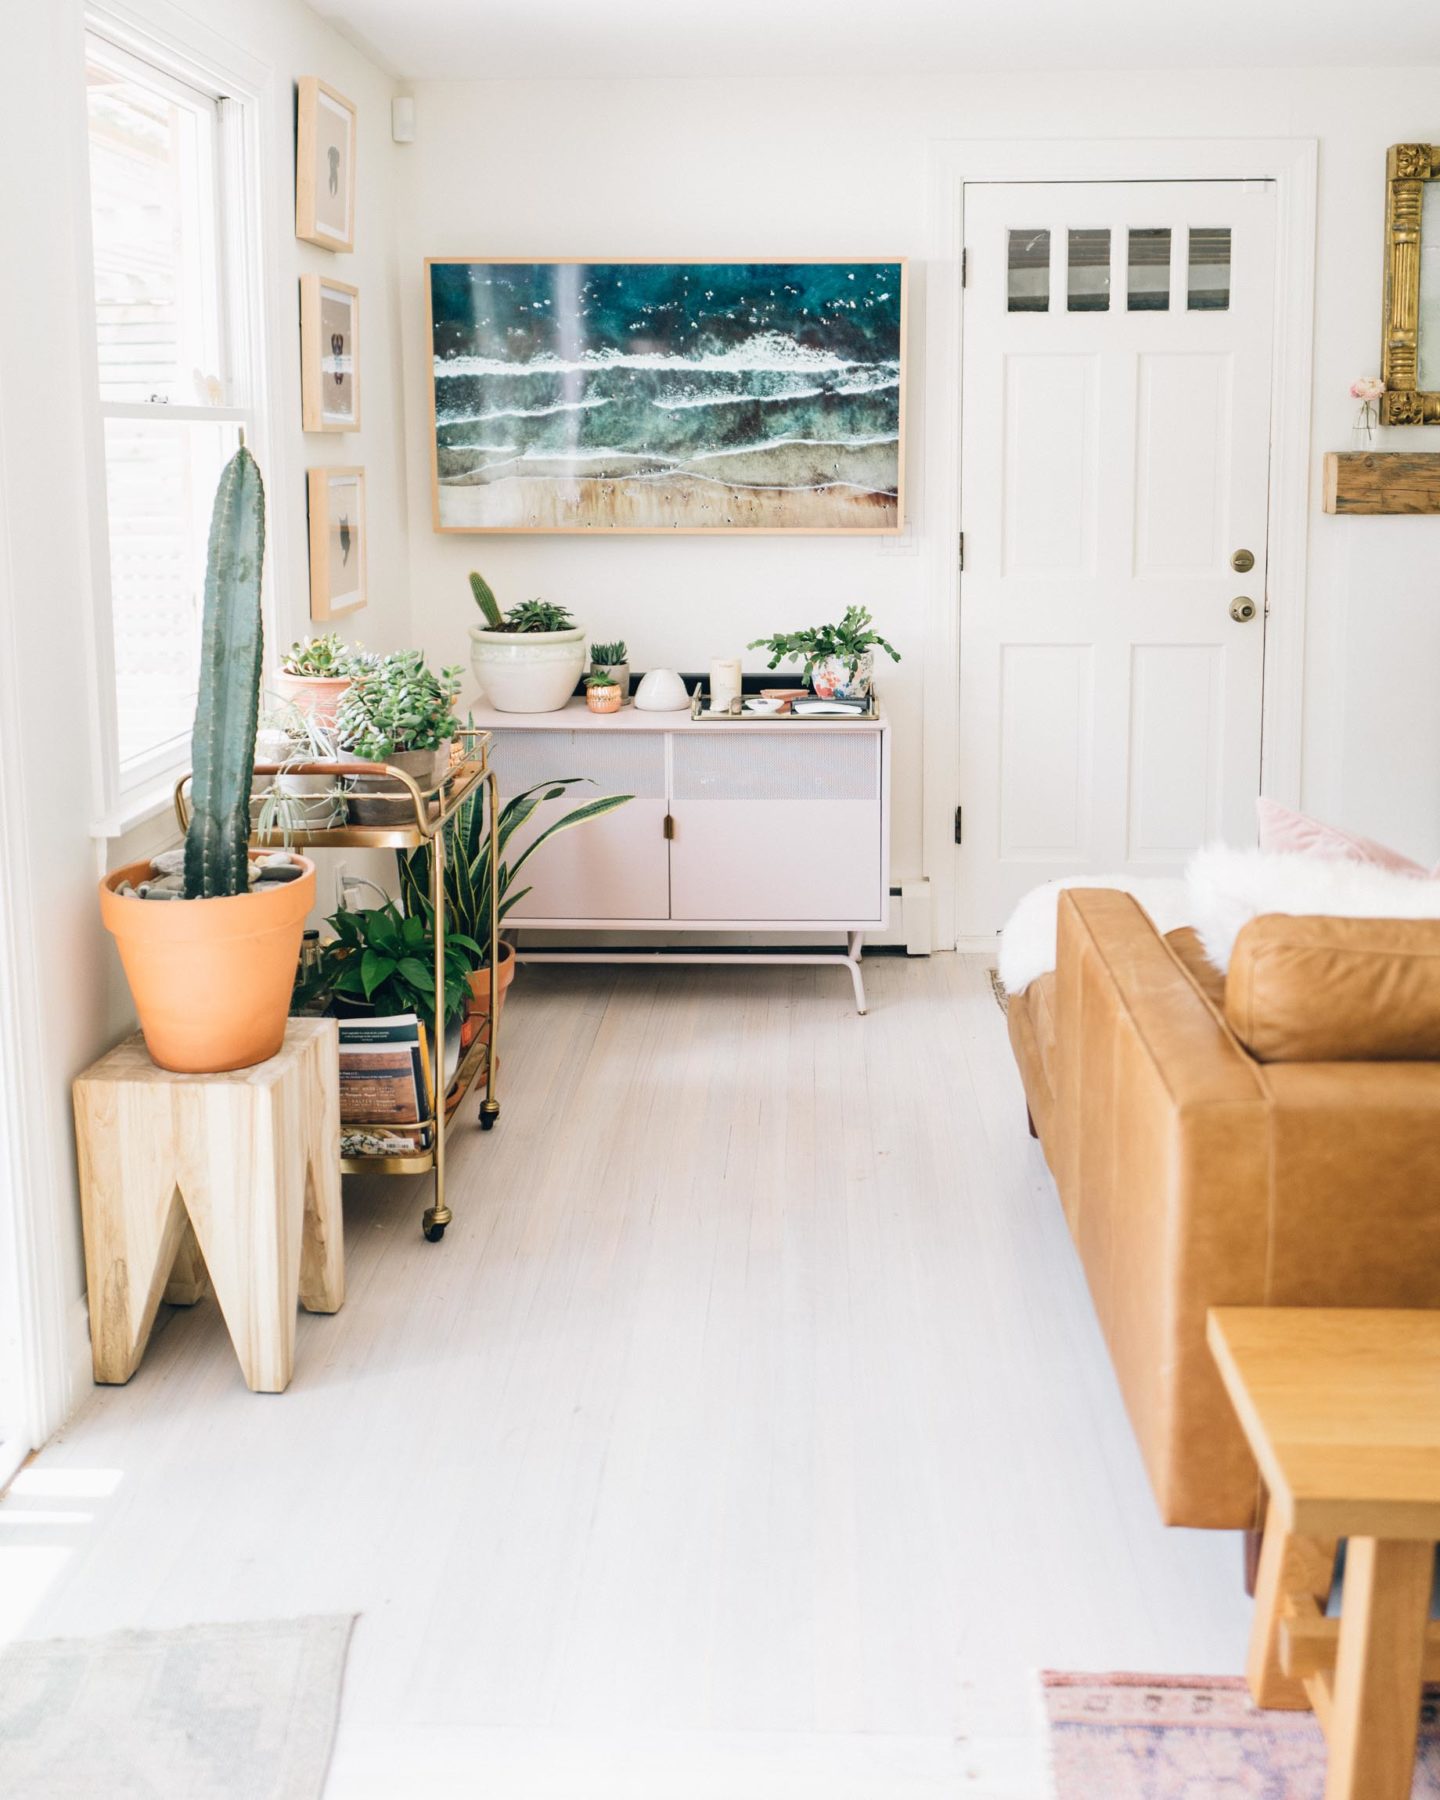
xmin=338 ymin=1014 xmax=433 ymax=1157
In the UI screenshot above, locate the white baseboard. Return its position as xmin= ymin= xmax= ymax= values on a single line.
xmin=956 ymin=933 xmax=1002 ymax=956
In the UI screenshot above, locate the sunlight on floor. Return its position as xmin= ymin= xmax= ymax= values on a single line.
xmin=0 ymin=1467 xmax=124 ymax=1644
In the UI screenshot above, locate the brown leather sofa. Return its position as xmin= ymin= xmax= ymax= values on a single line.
xmin=1008 ymin=888 xmax=1440 ymax=1529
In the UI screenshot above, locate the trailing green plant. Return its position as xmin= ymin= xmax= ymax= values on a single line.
xmin=184 ymin=445 xmax=265 ymax=900
xmin=280 ymin=633 xmax=356 ymax=677
xmin=747 ymin=604 xmax=900 ymax=686
xmin=468 ymin=570 xmax=504 ymax=630
xmin=397 ymin=777 xmax=632 ymax=964
xmin=335 ymin=651 xmax=463 ymax=760
xmin=584 ymin=668 xmax=620 ymax=689
xmin=589 ymin=639 xmax=627 ymax=665
xmin=294 ymin=902 xmax=480 ymax=1023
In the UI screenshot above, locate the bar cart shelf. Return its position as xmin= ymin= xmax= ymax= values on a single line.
xmin=174 ymin=725 xmax=502 ymax=1244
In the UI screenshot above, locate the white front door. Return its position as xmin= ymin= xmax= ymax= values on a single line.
xmin=957 ymin=179 xmax=1276 ymax=938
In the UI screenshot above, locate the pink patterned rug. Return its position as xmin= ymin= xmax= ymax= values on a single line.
xmin=1043 ymin=1672 xmax=1440 ymax=1797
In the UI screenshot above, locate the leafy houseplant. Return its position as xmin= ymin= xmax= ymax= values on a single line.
xmin=296 ymin=901 xmax=480 ymax=1025
xmin=747 ymin=604 xmax=900 ymax=702
xmin=99 ymin=446 xmax=317 ymax=1073
xmin=468 ymin=569 xmax=587 ymax=713
xmin=336 ymin=651 xmax=463 ymax=823
xmin=274 ymin=632 xmax=363 ymax=729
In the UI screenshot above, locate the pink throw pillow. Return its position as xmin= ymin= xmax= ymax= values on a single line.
xmin=1256 ymin=797 xmax=1428 ymax=876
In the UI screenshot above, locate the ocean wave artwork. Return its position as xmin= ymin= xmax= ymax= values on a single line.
xmin=426 ymin=260 xmax=905 ymax=532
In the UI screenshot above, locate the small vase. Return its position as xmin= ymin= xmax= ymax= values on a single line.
xmin=811 ymin=652 xmax=873 ymax=702
xmin=587 ymin=684 xmax=623 ymax=714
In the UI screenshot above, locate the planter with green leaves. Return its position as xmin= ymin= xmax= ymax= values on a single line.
xmin=589 ymin=639 xmax=629 ymax=699
xmin=584 ymin=669 xmax=623 ymax=715
xmin=336 ymin=651 xmax=463 ymax=823
xmin=468 ymin=571 xmax=586 ymax=713
xmin=274 ymin=633 xmax=361 ymax=729
xmin=100 ymin=446 xmax=317 ymax=1073
xmin=294 ymin=901 xmax=480 ymax=1025
xmin=747 ymin=604 xmax=900 ymax=701
xmin=396 ymin=774 xmax=632 ymax=1041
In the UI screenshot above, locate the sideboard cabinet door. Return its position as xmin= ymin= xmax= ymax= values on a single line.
xmin=669 ymin=730 xmax=883 ymax=923
xmin=488 ymin=729 xmax=670 ymax=920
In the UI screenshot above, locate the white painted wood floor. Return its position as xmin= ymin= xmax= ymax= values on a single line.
xmin=2 ymin=956 xmax=1250 ymax=1797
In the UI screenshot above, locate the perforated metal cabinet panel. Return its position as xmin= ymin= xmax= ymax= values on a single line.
xmin=669 ymin=729 xmax=884 ymax=924
xmin=487 ymin=729 xmax=670 ymax=920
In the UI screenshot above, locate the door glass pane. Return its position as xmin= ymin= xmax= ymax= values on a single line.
xmin=1127 ymin=228 xmax=1171 ymax=312
xmin=1067 ymin=229 xmax=1110 ymax=312
xmin=1007 ymin=229 xmax=1050 ymax=313
xmin=102 ymin=417 xmax=238 ymax=766
xmin=1188 ymin=227 xmax=1232 ymax=312
xmin=86 ymin=48 xmax=221 ymax=404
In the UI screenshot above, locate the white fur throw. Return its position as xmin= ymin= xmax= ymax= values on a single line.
xmin=1186 ymin=844 xmax=1440 ymax=972
xmin=997 ymin=876 xmax=1192 ymax=995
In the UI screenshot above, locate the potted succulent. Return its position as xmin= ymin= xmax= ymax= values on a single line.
xmin=252 ymin=701 xmax=349 ymax=840
xmin=336 ymin=650 xmax=463 ymax=824
xmin=99 ymin=447 xmax=317 ymax=1073
xmin=588 ymin=639 xmax=629 ymax=699
xmin=397 ymin=775 xmax=632 ymax=1052
xmin=468 ymin=570 xmax=586 ymax=713
xmin=747 ymin=604 xmax=900 ymax=701
xmin=274 ymin=633 xmax=360 ymax=729
xmin=585 ymin=669 xmax=623 ymax=715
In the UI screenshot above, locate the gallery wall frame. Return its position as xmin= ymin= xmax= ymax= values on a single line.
xmin=295 ymin=76 xmax=356 ymax=254
xmin=307 ymin=465 xmax=366 ymax=620
xmin=423 ymin=256 xmax=907 ymax=535
xmin=300 ymin=274 xmax=359 ymax=431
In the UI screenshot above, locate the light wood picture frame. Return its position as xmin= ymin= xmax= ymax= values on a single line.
xmin=307 ymin=467 xmax=366 ymax=620
xmin=424 ymin=257 xmax=907 ymax=534
xmin=1381 ymin=143 xmax=1440 ymax=424
xmin=300 ymin=275 xmax=360 ymax=431
xmin=296 ymin=77 xmax=356 ymax=254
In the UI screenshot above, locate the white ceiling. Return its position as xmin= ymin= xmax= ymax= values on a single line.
xmin=318 ymin=0 xmax=1440 ymax=81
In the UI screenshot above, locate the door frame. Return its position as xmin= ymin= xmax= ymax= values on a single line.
xmin=922 ymin=138 xmax=1318 ymax=950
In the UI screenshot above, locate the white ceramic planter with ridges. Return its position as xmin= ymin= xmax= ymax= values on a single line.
xmin=470 ymin=626 xmax=587 ymax=713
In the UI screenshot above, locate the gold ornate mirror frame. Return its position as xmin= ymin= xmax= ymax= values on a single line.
xmin=1381 ymin=143 xmax=1440 ymax=424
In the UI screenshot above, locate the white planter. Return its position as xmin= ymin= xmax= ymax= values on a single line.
xmin=470 ymin=625 xmax=587 ymax=714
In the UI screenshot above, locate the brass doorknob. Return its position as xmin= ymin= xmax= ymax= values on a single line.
xmin=1230 ymin=595 xmax=1257 ymax=623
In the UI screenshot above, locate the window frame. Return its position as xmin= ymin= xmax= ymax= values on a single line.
xmin=82 ymin=11 xmax=273 ymax=835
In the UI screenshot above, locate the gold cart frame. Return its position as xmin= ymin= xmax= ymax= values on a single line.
xmin=1381 ymin=144 xmax=1440 ymax=424
xmin=175 ymin=725 xmax=500 ymax=1242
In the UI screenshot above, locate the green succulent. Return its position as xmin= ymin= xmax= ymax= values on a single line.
xmin=589 ymin=640 xmax=627 ymax=665
xmin=468 ymin=571 xmax=504 ymax=630
xmin=584 ymin=668 xmax=619 ymax=689
xmin=335 ymin=651 xmax=463 ymax=760
xmin=504 ymin=599 xmax=577 ymax=634
xmin=280 ymin=633 xmax=356 ymax=678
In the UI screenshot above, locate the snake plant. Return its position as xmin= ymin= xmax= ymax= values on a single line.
xmin=397 ymin=777 xmax=631 ymax=961
xmin=184 ymin=445 xmax=265 ymax=900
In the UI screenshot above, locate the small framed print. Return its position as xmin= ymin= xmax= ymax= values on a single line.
xmin=307 ymin=467 xmax=366 ymax=620
xmin=301 ymin=275 xmax=359 ymax=431
xmin=296 ymin=77 xmax=356 ymax=253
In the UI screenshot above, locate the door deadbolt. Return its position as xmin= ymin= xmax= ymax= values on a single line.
xmin=1230 ymin=595 xmax=1258 ymax=623
xmin=1231 ymin=548 xmax=1255 ymax=573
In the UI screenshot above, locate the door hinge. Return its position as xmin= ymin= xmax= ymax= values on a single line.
xmin=663 ymin=813 xmax=675 ymax=840
xmin=961 ymin=247 xmax=968 ymax=288
xmin=954 ymin=806 xmax=963 ymax=845
xmin=957 ymin=531 xmax=965 ymax=572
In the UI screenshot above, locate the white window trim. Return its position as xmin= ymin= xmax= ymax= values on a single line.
xmin=82 ymin=3 xmax=281 ymax=841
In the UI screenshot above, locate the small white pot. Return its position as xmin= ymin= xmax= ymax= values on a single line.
xmin=470 ymin=625 xmax=587 ymax=714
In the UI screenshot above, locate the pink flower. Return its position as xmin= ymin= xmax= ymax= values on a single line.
xmin=1350 ymin=376 xmax=1385 ymax=401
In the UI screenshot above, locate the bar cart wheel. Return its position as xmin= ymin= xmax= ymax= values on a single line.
xmin=479 ymin=1102 xmax=499 ymax=1131
xmin=422 ymin=1210 xmax=449 ymax=1243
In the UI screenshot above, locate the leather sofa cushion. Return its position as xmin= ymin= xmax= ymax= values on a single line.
xmin=1225 ymin=913 xmax=1440 ymax=1062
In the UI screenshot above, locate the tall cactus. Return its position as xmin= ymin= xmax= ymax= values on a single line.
xmin=469 ymin=569 xmax=505 ymax=630
xmin=184 ymin=445 xmax=266 ymax=900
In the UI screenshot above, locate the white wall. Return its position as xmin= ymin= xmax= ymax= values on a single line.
xmin=395 ymin=67 xmax=1440 ymax=909
xmin=0 ymin=0 xmax=402 ymax=1447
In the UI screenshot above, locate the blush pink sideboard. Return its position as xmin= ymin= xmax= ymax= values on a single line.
xmin=465 ymin=699 xmax=891 ymax=1012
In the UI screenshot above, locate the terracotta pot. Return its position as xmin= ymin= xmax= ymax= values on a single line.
xmin=100 ymin=857 xmax=317 ymax=1073
xmin=272 ymin=670 xmax=352 ymax=730
xmin=460 ymin=941 xmax=516 ymax=1049
xmin=586 ymin=684 xmax=623 ymax=714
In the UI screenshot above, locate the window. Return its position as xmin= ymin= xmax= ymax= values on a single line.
xmin=85 ymin=31 xmax=257 ymax=798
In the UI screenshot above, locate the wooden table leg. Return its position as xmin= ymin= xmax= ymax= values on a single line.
xmin=1323 ymin=1536 xmax=1432 ymax=1800
xmin=1246 ymin=1519 xmax=1338 ymax=1708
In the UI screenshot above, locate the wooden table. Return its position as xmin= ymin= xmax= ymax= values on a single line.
xmin=73 ymin=1020 xmax=344 ymax=1394
xmin=1208 ymin=1307 xmax=1440 ymax=1800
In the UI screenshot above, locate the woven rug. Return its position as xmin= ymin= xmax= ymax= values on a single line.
xmin=1044 ymin=1673 xmax=1440 ymax=1797
xmin=0 ymin=1614 xmax=355 ymax=1799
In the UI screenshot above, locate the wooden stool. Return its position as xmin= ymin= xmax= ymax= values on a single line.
xmin=1208 ymin=1307 xmax=1440 ymax=1800
xmin=73 ymin=1019 xmax=344 ymax=1394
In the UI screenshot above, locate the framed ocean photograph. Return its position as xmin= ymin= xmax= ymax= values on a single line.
xmin=300 ymin=275 xmax=359 ymax=431
xmin=307 ymin=467 xmax=366 ymax=620
xmin=425 ymin=258 xmax=906 ymax=533
xmin=295 ymin=77 xmax=356 ymax=253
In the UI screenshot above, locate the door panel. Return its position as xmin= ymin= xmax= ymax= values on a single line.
xmin=959 ymin=179 xmax=1275 ymax=937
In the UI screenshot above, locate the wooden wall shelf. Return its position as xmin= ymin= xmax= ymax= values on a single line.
xmin=1323 ymin=451 xmax=1440 ymax=514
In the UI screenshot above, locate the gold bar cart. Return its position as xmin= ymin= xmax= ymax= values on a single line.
xmin=175 ymin=724 xmax=500 ymax=1242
